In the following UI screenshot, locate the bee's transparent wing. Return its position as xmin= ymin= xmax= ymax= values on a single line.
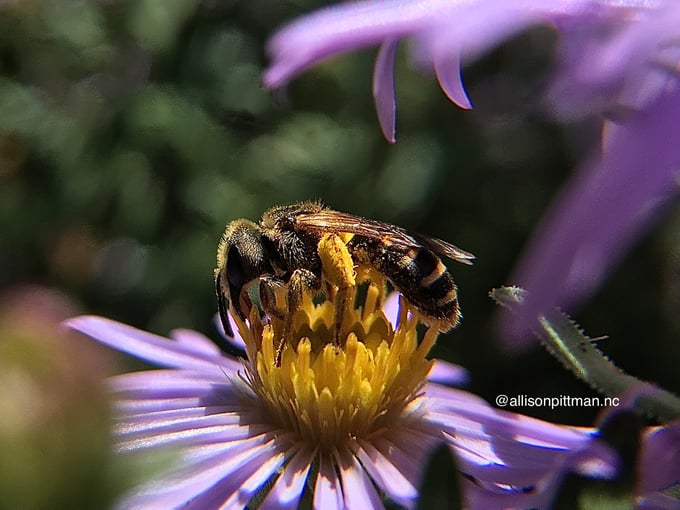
xmin=295 ymin=210 xmax=474 ymax=264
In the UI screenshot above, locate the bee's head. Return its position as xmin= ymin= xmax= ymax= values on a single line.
xmin=216 ymin=219 xmax=271 ymax=321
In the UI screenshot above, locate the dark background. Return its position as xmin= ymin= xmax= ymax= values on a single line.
xmin=2 ymin=0 xmax=679 ymax=430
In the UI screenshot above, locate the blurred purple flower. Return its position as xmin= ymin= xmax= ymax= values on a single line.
xmin=639 ymin=420 xmax=680 ymax=509
xmin=263 ymin=0 xmax=680 ymax=344
xmin=506 ymin=84 xmax=680 ymax=341
xmin=263 ymin=0 xmax=603 ymax=141
xmin=66 ymin=310 xmax=618 ymax=509
xmin=505 ymin=2 xmax=680 ymax=342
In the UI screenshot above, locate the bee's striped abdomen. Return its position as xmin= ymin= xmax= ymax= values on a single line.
xmin=347 ymin=236 xmax=461 ymax=331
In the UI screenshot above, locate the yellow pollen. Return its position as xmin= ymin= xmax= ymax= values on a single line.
xmin=231 ymin=236 xmax=440 ymax=452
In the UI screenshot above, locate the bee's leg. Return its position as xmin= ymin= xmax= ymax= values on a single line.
xmin=258 ymin=275 xmax=288 ymax=321
xmin=274 ymin=268 xmax=321 ymax=365
xmin=236 ymin=290 xmax=254 ymax=323
xmin=286 ymin=268 xmax=322 ymax=319
xmin=259 ymin=276 xmax=290 ymax=367
xmin=257 ymin=274 xmax=302 ymax=366
xmin=256 ymin=271 xmax=320 ymax=365
xmin=317 ymin=233 xmax=356 ymax=344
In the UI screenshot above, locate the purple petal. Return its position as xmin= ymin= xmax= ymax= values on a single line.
xmin=427 ymin=401 xmax=593 ymax=450
xmin=117 ymin=422 xmax=273 ymax=453
xmin=124 ymin=437 xmax=287 ymax=509
xmin=115 ymin=396 xmax=214 ymax=416
xmin=335 ymin=449 xmax=385 ymax=509
xmin=169 ymin=328 xmax=222 ymax=357
xmin=427 ymin=359 xmax=470 ymax=386
xmin=434 ymin=49 xmax=472 ymax=109
xmin=260 ymin=447 xmax=315 ymax=510
xmin=264 ymin=0 xmax=453 ymax=89
xmin=65 ymin=315 xmax=242 ymax=373
xmin=504 ymin=85 xmax=680 ymax=344
xmin=371 ymin=433 xmax=440 ymax=488
xmin=213 ymin=312 xmax=247 ymax=351
xmin=115 ymin=406 xmax=243 ymax=434
xmin=109 ymin=369 xmax=236 ymax=395
xmin=117 ymin=439 xmax=261 ymax=507
xmin=550 ymin=2 xmax=680 ymax=117
xmin=314 ymin=454 xmax=344 ymax=510
xmin=352 ymin=439 xmax=418 ymax=508
xmin=382 ymin=292 xmax=401 ymax=329
xmin=109 ymin=370 xmax=244 ymax=416
xmin=221 ymin=447 xmax=289 ymax=509
xmin=424 ymin=383 xmax=619 ymax=484
xmin=115 ymin=412 xmax=255 ymax=444
xmin=446 ymin=426 xmax=615 ymax=509
xmin=115 ymin=405 xmax=231 ymax=424
xmin=115 ymin=407 xmax=245 ymax=434
xmin=423 ymin=383 xmax=496 ymax=408
xmin=264 ymin=0 xmax=594 ymax=88
xmin=416 ymin=0 xmax=581 ymax=63
xmin=640 ymin=420 xmax=680 ymax=495
xmin=373 ymin=39 xmax=399 ymax=143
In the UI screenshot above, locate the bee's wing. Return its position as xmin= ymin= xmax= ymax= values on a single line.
xmin=295 ymin=210 xmax=474 ymax=265
xmin=410 ymin=233 xmax=475 ymax=265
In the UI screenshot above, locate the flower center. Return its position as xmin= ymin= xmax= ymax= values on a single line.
xmin=231 ymin=235 xmax=438 ymax=452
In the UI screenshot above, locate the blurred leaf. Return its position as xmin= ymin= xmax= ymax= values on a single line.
xmin=41 ymin=1 xmax=107 ymax=51
xmin=125 ymin=85 xmax=235 ymax=172
xmin=127 ymin=0 xmax=200 ymax=53
xmin=376 ymin=134 xmax=444 ymax=219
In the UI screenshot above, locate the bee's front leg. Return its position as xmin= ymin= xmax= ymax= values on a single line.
xmin=285 ymin=268 xmax=322 ymax=319
xmin=268 ymin=269 xmax=321 ymax=365
xmin=258 ymin=275 xmax=289 ymax=321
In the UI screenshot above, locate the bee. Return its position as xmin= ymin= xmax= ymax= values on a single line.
xmin=215 ymin=201 xmax=474 ymax=336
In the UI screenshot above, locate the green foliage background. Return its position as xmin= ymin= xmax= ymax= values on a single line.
xmin=2 ymin=2 xmax=679 ymax=498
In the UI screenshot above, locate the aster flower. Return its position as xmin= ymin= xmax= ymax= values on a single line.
xmin=66 ymin=238 xmax=618 ymax=509
xmin=263 ymin=0 xmax=680 ymax=343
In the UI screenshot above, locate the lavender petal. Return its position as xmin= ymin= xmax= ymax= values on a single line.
xmin=373 ymin=39 xmax=400 ymax=143
xmin=314 ymin=454 xmax=344 ymax=510
xmin=505 ymin=85 xmax=680 ymax=343
xmin=352 ymin=439 xmax=418 ymax=508
xmin=65 ymin=315 xmax=241 ymax=373
xmin=434 ymin=48 xmax=472 ymax=109
xmin=260 ymin=447 xmax=315 ymax=510
xmin=335 ymin=448 xmax=385 ymax=510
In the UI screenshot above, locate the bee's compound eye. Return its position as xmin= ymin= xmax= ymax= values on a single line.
xmin=226 ymin=245 xmax=246 ymax=288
